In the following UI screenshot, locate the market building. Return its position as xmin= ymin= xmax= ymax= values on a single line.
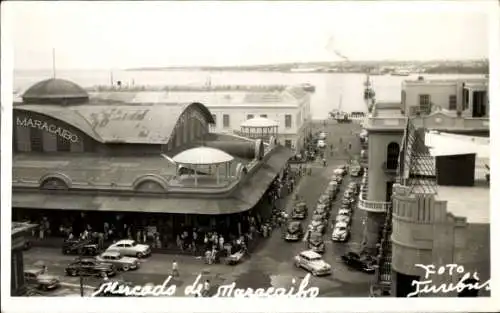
xmin=359 ymin=77 xmax=490 ymax=297
xmin=11 ymin=78 xmax=292 ymax=245
xmin=87 ymin=85 xmax=312 ymax=152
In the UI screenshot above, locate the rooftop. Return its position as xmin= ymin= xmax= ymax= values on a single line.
xmin=15 ymin=102 xmax=214 ymax=144
xmin=437 ymin=178 xmax=489 ymax=224
xmin=172 ymin=147 xmax=234 ymax=165
xmin=87 ymin=87 xmax=306 ymax=107
xmin=403 ymin=77 xmax=488 ymax=86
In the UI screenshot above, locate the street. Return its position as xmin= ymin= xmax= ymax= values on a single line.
xmin=23 ymin=122 xmax=372 ymax=297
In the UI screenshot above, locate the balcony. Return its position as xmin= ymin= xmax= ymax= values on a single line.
xmin=358 ymin=194 xmax=391 ymax=213
xmin=382 ymin=161 xmax=398 ymax=175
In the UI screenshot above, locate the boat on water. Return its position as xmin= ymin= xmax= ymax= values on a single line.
xmin=391 ymin=69 xmax=410 ymax=76
xmin=301 ymin=83 xmax=316 ymax=92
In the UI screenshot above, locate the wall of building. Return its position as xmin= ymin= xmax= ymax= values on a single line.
xmin=367 ymin=131 xmax=403 ymax=201
xmin=403 ymin=82 xmax=462 ymax=113
xmin=436 ymin=154 xmax=476 ymax=186
xmin=391 ymin=183 xmax=490 ymax=297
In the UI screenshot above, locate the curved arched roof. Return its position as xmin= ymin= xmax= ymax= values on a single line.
xmin=240 ymin=117 xmax=279 ymax=128
xmin=15 ymin=102 xmax=215 ymax=144
xmin=22 ymin=78 xmax=89 ymax=103
xmin=173 ymin=147 xmax=234 ymax=165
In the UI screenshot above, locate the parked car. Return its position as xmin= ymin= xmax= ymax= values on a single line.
xmin=317 ymin=195 xmax=332 ymax=209
xmin=331 ymin=222 xmax=350 ymax=242
xmin=326 ymin=184 xmax=338 ymax=198
xmin=333 ymin=175 xmax=343 ymax=183
xmin=317 ymin=140 xmax=326 ymax=148
xmin=341 ymin=252 xmax=376 ymax=273
xmin=24 ymin=268 xmax=60 ymax=291
xmin=333 ymin=168 xmax=346 ymax=176
xmin=293 ymin=250 xmax=331 ymax=276
xmin=291 ymin=202 xmax=308 ymax=220
xmin=342 ymin=198 xmax=354 ymax=206
xmin=350 ymin=165 xmax=361 ymax=177
xmin=318 ymin=132 xmax=327 ymax=140
xmin=335 ymin=215 xmax=351 ymax=225
xmin=284 ymin=221 xmax=304 ymax=241
xmin=65 ymin=258 xmax=117 ymax=277
xmin=308 ymin=219 xmax=326 ymax=234
xmin=344 ymin=190 xmax=354 ymax=198
xmin=338 ymin=208 xmax=352 ymax=217
xmin=96 ymin=251 xmax=140 ymax=271
xmin=62 ymin=239 xmax=99 ymax=256
xmin=307 ymin=233 xmax=326 ymax=254
xmin=314 ymin=204 xmax=330 ymax=220
xmin=106 ymin=240 xmax=151 ymax=258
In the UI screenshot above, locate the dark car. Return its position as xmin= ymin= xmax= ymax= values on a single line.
xmin=65 ymin=258 xmax=116 ymax=277
xmin=308 ymin=233 xmax=325 ymax=254
xmin=341 ymin=252 xmax=375 ymax=274
xmin=291 ymin=202 xmax=308 ymax=220
xmin=62 ymin=239 xmax=99 ymax=256
xmin=284 ymin=221 xmax=303 ymax=241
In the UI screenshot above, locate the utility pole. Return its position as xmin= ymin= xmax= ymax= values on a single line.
xmin=52 ymin=48 xmax=56 ymax=78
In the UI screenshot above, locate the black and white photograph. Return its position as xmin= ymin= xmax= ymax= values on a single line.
xmin=1 ymin=1 xmax=497 ymax=312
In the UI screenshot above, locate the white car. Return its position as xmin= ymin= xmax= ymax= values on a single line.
xmin=96 ymin=251 xmax=140 ymax=271
xmin=333 ymin=168 xmax=345 ymax=176
xmin=338 ymin=208 xmax=351 ymax=216
xmin=317 ymin=140 xmax=326 ymax=148
xmin=106 ymin=240 xmax=151 ymax=258
xmin=293 ymin=250 xmax=331 ymax=276
xmin=331 ymin=222 xmax=350 ymax=242
xmin=336 ymin=215 xmax=351 ymax=224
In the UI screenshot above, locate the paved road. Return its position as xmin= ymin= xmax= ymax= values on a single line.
xmin=23 ymin=122 xmax=371 ymax=297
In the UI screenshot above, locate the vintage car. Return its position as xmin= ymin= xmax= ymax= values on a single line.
xmin=341 ymin=252 xmax=376 ymax=273
xmin=350 ymin=165 xmax=362 ymax=177
xmin=333 ymin=168 xmax=346 ymax=176
xmin=308 ymin=218 xmax=326 ymax=234
xmin=338 ymin=208 xmax=352 ymax=217
xmin=24 ymin=268 xmax=60 ymax=291
xmin=317 ymin=195 xmax=332 ymax=209
xmin=341 ymin=198 xmax=354 ymax=206
xmin=348 ymin=182 xmax=360 ymax=192
xmin=318 ymin=132 xmax=327 ymax=140
xmin=335 ymin=214 xmax=351 ymax=225
xmin=226 ymin=250 xmax=247 ymax=265
xmin=333 ymin=175 xmax=343 ymax=183
xmin=313 ymin=204 xmax=329 ymax=221
xmin=331 ymin=222 xmax=350 ymax=242
xmin=326 ymin=184 xmax=338 ymax=197
xmin=344 ymin=189 xmax=354 ymax=198
xmin=65 ymin=258 xmax=117 ymax=277
xmin=62 ymin=239 xmax=99 ymax=256
xmin=96 ymin=251 xmax=140 ymax=271
xmin=284 ymin=221 xmax=304 ymax=241
xmin=293 ymin=250 xmax=331 ymax=276
xmin=307 ymin=233 xmax=326 ymax=254
xmin=317 ymin=140 xmax=326 ymax=148
xmin=106 ymin=240 xmax=151 ymax=258
xmin=291 ymin=202 xmax=308 ymax=220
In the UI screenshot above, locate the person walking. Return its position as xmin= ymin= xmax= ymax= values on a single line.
xmin=172 ymin=260 xmax=179 ymax=277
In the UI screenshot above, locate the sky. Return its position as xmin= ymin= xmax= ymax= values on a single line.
xmin=5 ymin=1 xmax=492 ymax=70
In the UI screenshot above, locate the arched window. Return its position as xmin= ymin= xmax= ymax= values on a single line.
xmin=135 ymin=180 xmax=165 ymax=193
xmin=386 ymin=142 xmax=400 ymax=170
xmin=40 ymin=177 xmax=69 ymax=190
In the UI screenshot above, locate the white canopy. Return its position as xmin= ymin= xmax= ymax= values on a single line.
xmin=425 ymin=131 xmax=490 ymax=159
xmin=172 ymin=147 xmax=234 ymax=165
xmin=240 ymin=117 xmax=279 ymax=128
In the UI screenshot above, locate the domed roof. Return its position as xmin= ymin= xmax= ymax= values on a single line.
xmin=22 ymin=78 xmax=89 ymax=104
xmin=240 ymin=117 xmax=279 ymax=128
xmin=173 ymin=147 xmax=234 ymax=165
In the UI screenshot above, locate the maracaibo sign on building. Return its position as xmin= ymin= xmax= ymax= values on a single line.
xmin=16 ymin=117 xmax=80 ymax=143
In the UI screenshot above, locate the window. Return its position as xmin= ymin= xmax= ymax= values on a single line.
xmin=449 ymin=95 xmax=457 ymax=110
xmin=260 ymin=114 xmax=267 ymax=118
xmin=247 ymin=114 xmax=254 ymax=120
xmin=223 ymin=114 xmax=230 ymax=128
xmin=418 ymin=94 xmax=431 ymax=114
xmin=211 ymin=114 xmax=217 ymax=126
xmin=285 ymin=114 xmax=292 ymax=128
xmin=386 ymin=142 xmax=400 ymax=170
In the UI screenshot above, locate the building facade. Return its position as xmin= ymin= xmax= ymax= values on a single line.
xmin=402 ymin=77 xmax=488 ymax=118
xmin=359 ymin=77 xmax=490 ymax=297
xmin=88 ymin=86 xmax=312 ymax=152
xmin=12 ymin=78 xmax=292 ymax=244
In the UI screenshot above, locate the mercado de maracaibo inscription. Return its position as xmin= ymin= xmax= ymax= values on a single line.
xmin=16 ymin=117 xmax=80 ymax=143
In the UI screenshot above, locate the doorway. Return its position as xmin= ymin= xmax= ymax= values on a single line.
xmin=472 ymin=91 xmax=487 ymax=118
xmin=386 ymin=182 xmax=394 ymax=202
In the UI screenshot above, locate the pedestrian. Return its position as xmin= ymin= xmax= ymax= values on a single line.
xmin=322 ymin=158 xmax=327 ymax=167
xmin=218 ymin=235 xmax=224 ymax=251
xmin=41 ymin=265 xmax=48 ymax=274
xmin=203 ymin=280 xmax=211 ymax=297
xmin=39 ymin=226 xmax=45 ymax=240
xmin=68 ymin=232 xmax=74 ymax=240
xmin=172 ymin=260 xmax=179 ymax=277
